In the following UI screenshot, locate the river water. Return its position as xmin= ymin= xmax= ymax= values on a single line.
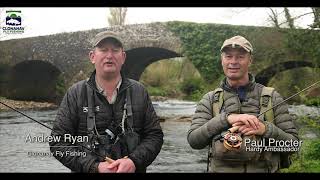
xmin=0 ymin=100 xmax=319 ymax=173
xmin=0 ymin=101 xmax=206 ymax=173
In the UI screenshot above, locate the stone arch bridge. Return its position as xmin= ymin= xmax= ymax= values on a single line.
xmin=0 ymin=22 xmax=317 ymax=102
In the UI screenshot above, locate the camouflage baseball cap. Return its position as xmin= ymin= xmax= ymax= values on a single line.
xmin=92 ymin=31 xmax=123 ymax=48
xmin=220 ymin=35 xmax=253 ymax=53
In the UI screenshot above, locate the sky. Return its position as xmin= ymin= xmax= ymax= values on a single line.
xmin=0 ymin=7 xmax=315 ymax=41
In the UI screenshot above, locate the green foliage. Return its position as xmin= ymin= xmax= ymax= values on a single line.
xmin=167 ymin=21 xmax=224 ymax=82
xmin=296 ymin=116 xmax=320 ymax=132
xmin=188 ymin=89 xmax=205 ymax=101
xmin=140 ymin=55 xmax=224 ymax=101
xmin=284 ymin=28 xmax=320 ymax=65
xmin=180 ymin=77 xmax=204 ymax=95
xmin=268 ymin=67 xmax=320 ymax=104
xmin=304 ymin=140 xmax=320 ymax=160
xmin=281 ymin=115 xmax=320 ymax=173
xmin=141 ymin=58 xmax=203 ymax=100
xmin=55 ymin=74 xmax=66 ymax=100
xmin=140 ymin=59 xmax=182 ymax=87
xmin=180 ymin=77 xmax=205 ymax=101
xmin=166 ymin=21 xmax=292 ymax=82
xmin=146 ymin=86 xmax=167 ymax=97
xmin=304 ymin=97 xmax=320 ymax=107
xmin=281 ymin=140 xmax=320 ymax=173
xmin=167 ymin=22 xmax=319 ymax=104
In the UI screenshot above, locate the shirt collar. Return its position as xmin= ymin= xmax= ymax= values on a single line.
xmin=95 ymin=76 xmax=122 ymax=96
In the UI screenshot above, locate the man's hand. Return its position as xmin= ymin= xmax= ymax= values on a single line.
xmin=227 ymin=114 xmax=260 ymax=130
xmin=97 ymin=161 xmax=118 ymax=173
xmin=107 ymin=157 xmax=136 ymax=173
xmin=232 ymin=121 xmax=266 ymax=136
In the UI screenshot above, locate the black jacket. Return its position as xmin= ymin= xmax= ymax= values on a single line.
xmin=49 ymin=71 xmax=163 ymax=172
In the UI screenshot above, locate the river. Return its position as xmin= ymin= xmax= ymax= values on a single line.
xmin=0 ymin=100 xmax=319 ymax=172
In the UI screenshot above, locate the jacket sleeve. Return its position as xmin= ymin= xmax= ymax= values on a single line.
xmin=187 ymin=92 xmax=230 ymax=149
xmin=128 ymin=87 xmax=164 ymax=172
xmin=262 ymin=91 xmax=299 ymax=142
xmin=49 ymin=83 xmax=99 ymax=172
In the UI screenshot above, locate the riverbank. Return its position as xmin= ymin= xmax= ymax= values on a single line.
xmin=0 ymin=97 xmax=58 ymax=112
xmin=158 ymin=115 xmax=192 ymax=122
xmin=0 ymin=96 xmax=172 ymax=112
xmin=0 ymin=96 xmax=171 ymax=113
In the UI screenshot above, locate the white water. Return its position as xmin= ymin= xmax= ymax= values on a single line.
xmin=152 ymin=100 xmax=197 ymax=117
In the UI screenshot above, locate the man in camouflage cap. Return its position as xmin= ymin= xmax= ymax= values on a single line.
xmin=50 ymin=31 xmax=163 ymax=173
xmin=187 ymin=35 xmax=299 ymax=173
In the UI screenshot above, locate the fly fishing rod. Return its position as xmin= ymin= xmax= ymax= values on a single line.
xmin=0 ymin=100 xmax=116 ymax=163
xmin=257 ymin=80 xmax=320 ymax=117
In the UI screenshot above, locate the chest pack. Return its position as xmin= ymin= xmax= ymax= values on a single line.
xmin=84 ymin=83 xmax=140 ymax=161
xmin=207 ymin=86 xmax=275 ymax=168
xmin=208 ymin=86 xmax=291 ymax=170
xmin=212 ymin=86 xmax=275 ymax=124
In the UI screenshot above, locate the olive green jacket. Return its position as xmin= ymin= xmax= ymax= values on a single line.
xmin=187 ymin=74 xmax=299 ymax=173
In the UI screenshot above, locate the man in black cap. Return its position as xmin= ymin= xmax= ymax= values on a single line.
xmin=50 ymin=31 xmax=163 ymax=173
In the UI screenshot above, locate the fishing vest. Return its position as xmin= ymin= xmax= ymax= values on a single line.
xmin=212 ymin=86 xmax=275 ymax=124
xmin=85 ymin=83 xmax=139 ymax=161
xmin=207 ymin=86 xmax=276 ymax=171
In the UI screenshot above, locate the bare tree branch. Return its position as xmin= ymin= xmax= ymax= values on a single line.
xmin=268 ymin=8 xmax=280 ymax=28
xmin=284 ymin=7 xmax=295 ymax=29
xmin=311 ymin=7 xmax=320 ymax=28
xmin=267 ymin=8 xmax=316 ymax=29
xmin=279 ymin=11 xmax=314 ymax=27
xmin=108 ymin=8 xmax=128 ymax=26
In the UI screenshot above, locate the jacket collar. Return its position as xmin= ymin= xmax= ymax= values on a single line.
xmin=220 ymin=73 xmax=256 ymax=93
xmin=86 ymin=70 xmax=133 ymax=95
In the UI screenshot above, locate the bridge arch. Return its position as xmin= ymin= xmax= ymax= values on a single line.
xmin=255 ymin=61 xmax=317 ymax=85
xmin=122 ymin=47 xmax=182 ymax=80
xmin=7 ymin=60 xmax=62 ymax=102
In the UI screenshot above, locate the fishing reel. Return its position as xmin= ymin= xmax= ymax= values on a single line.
xmin=222 ymin=126 xmax=243 ymax=151
xmin=223 ymin=132 xmax=242 ymax=151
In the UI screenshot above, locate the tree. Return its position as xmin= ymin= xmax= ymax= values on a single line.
xmin=268 ymin=8 xmax=320 ymax=100
xmin=311 ymin=7 xmax=320 ymax=28
xmin=284 ymin=7 xmax=295 ymax=29
xmin=268 ymin=8 xmax=296 ymax=29
xmin=268 ymin=8 xmax=281 ymax=28
xmin=268 ymin=8 xmax=315 ymax=29
xmin=108 ymin=8 xmax=127 ymax=26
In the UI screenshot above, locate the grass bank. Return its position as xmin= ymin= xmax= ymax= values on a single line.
xmin=280 ymin=116 xmax=320 ymax=173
